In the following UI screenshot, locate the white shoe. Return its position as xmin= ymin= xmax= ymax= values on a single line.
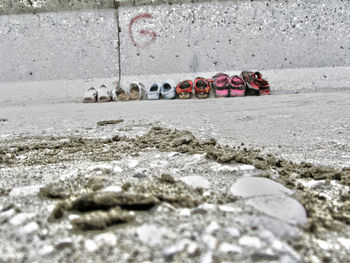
xmin=97 ymin=84 xmax=111 ymax=102
xmin=82 ymin=87 xmax=98 ymax=103
xmin=129 ymin=82 xmax=145 ymax=100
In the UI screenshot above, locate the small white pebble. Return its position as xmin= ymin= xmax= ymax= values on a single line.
xmin=239 ymin=164 xmax=255 ymax=171
xmin=225 ymin=228 xmax=240 ymax=238
xmin=316 ymin=239 xmax=330 ymax=250
xmin=197 ymin=203 xmax=216 ymax=211
xmin=337 ymin=237 xmax=350 ymax=250
xmin=0 ymin=208 xmax=16 ymax=220
xmin=39 ymin=245 xmax=54 ymax=256
xmin=19 ymin=221 xmax=39 ymax=235
xmin=9 ymin=212 xmax=35 ymax=226
xmin=94 ymin=232 xmax=117 ymax=246
xmin=128 ymin=159 xmax=139 ymax=168
xmin=84 ymin=239 xmax=98 ymax=253
xmin=205 ymin=221 xmax=220 ymax=234
xmin=100 ymin=185 xmax=122 ymax=194
xmin=200 ymin=251 xmax=213 ymax=263
xmin=68 ymin=214 xmax=80 ymax=221
xmin=238 ymin=236 xmax=262 ymax=248
xmin=187 ymin=242 xmax=200 ymax=255
xmin=202 ymin=234 xmax=218 ymax=250
xmin=219 ymin=205 xmax=241 ymax=213
xmin=113 ymin=166 xmax=123 ymax=173
xmin=217 ymin=165 xmax=239 ymax=172
xmin=203 ymin=191 xmax=211 ymax=197
xmin=219 ymin=242 xmax=242 ymax=253
xmin=179 ymin=208 xmax=191 ymax=217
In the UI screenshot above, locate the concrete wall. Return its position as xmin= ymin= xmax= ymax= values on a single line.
xmin=0 ymin=0 xmax=350 ymax=101
xmin=119 ymin=0 xmax=350 ymax=76
xmin=0 ymin=9 xmax=119 ymax=82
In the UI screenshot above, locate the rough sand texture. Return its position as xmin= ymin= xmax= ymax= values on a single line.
xmin=1 ymin=92 xmax=350 ymax=262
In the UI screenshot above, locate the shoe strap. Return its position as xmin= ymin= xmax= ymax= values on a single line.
xmin=194 ymin=77 xmax=211 ymax=94
xmin=176 ymin=80 xmax=193 ymax=94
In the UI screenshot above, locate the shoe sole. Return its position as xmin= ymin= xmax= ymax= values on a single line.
xmin=230 ymin=89 xmax=245 ymax=97
xmin=178 ymin=93 xmax=192 ymax=99
xmin=83 ymin=98 xmax=96 ymax=103
xmin=195 ymin=93 xmax=209 ymax=99
xmin=98 ymin=97 xmax=111 ymax=102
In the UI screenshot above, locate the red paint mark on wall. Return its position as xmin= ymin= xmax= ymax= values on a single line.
xmin=129 ymin=13 xmax=157 ymax=48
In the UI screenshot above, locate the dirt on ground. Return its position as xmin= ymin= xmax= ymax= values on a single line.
xmin=1 ymin=126 xmax=349 ymax=262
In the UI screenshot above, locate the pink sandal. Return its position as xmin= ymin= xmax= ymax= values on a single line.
xmin=212 ymin=73 xmax=230 ymax=98
xmin=229 ymin=75 xmax=246 ymax=97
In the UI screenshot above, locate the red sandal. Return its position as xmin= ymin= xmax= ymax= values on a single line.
xmin=176 ymin=80 xmax=193 ymax=99
xmin=241 ymin=71 xmax=270 ymax=96
xmin=194 ymin=77 xmax=212 ymax=99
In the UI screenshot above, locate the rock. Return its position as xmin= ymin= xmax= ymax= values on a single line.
xmin=162 ymin=240 xmax=188 ymax=260
xmin=239 ymin=164 xmax=256 ymax=171
xmin=180 ymin=176 xmax=210 ymax=189
xmin=55 ymin=238 xmax=74 ymax=250
xmin=133 ymin=172 xmax=147 ymax=179
xmin=191 ymin=154 xmax=205 ymax=161
xmin=68 ymin=214 xmax=80 ymax=221
xmin=219 ymin=204 xmax=242 ymax=213
xmin=84 ymin=239 xmax=98 ymax=253
xmin=219 ymin=242 xmax=242 ymax=254
xmin=234 ymin=214 xmax=301 ymax=240
xmin=200 ymin=251 xmax=213 ymax=263
xmin=9 ymin=212 xmax=35 ymax=226
xmin=99 ymin=185 xmax=122 ymax=194
xmin=193 ymin=203 xmax=217 ymax=214
xmin=113 ymin=166 xmax=123 ymax=173
xmin=137 ymin=224 xmax=167 ymax=246
xmin=179 ymin=208 xmax=191 ymax=217
xmin=9 ymin=185 xmax=42 ymax=197
xmin=88 ymin=164 xmax=113 ymax=174
xmin=19 ymin=221 xmax=39 ymax=235
xmin=202 ymin=234 xmax=218 ymax=250
xmin=238 ymin=236 xmax=262 ymax=248
xmin=338 ymin=237 xmax=350 ymax=250
xmin=251 ymin=251 xmax=279 ymax=261
xmin=205 ymin=221 xmax=220 ymax=234
xmin=246 ymin=195 xmax=307 ymax=225
xmin=0 ymin=208 xmax=16 ymax=223
xmin=94 ymin=232 xmax=118 ymax=247
xmin=71 ymin=208 xmax=135 ymax=231
xmin=187 ymin=242 xmax=200 ymax=256
xmin=230 ymin=177 xmax=293 ymax=197
xmin=216 ymin=165 xmax=239 ymax=172
xmin=316 ymin=239 xmax=331 ymax=250
xmin=225 ymin=228 xmax=240 ymax=238
xmin=39 ymin=245 xmax=54 ymax=256
xmin=128 ymin=159 xmax=139 ymax=168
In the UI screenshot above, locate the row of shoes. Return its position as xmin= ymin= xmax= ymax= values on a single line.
xmin=82 ymin=71 xmax=270 ymax=103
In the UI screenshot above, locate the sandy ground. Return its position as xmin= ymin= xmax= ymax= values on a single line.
xmin=1 ymin=92 xmax=350 ymax=263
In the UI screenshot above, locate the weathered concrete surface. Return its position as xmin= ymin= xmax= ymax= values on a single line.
xmin=0 ymin=9 xmax=119 ymax=83
xmin=120 ymin=0 xmax=350 ymax=76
